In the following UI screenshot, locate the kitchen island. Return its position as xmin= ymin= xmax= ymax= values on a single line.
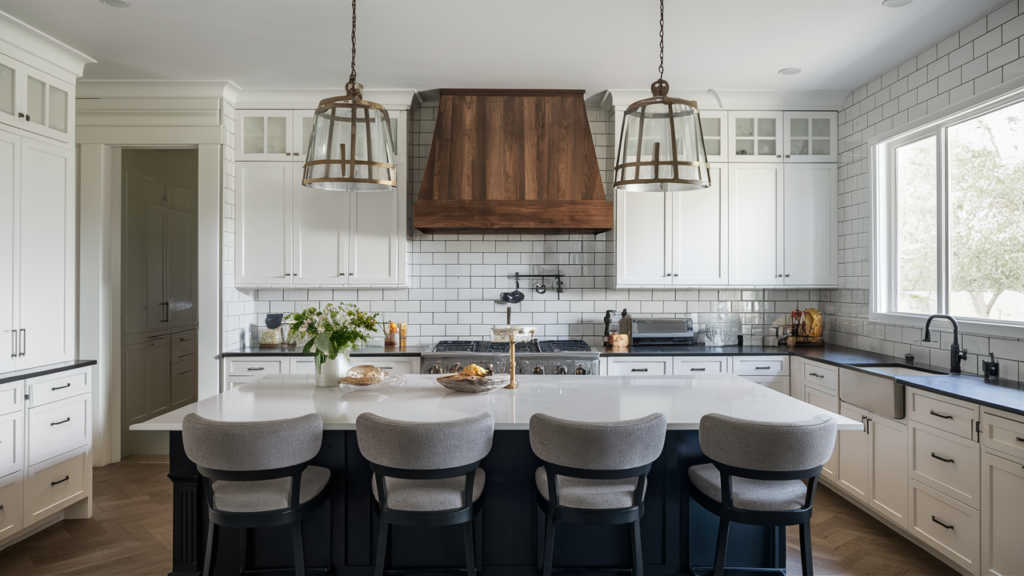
xmin=136 ymin=374 xmax=860 ymax=576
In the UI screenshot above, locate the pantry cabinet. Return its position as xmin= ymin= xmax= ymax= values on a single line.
xmin=728 ymin=164 xmax=784 ymax=285
xmin=615 ymin=167 xmax=728 ymax=288
xmin=0 ymin=127 xmax=75 ymax=372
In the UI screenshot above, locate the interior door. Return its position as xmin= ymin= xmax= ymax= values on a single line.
xmin=615 ymin=189 xmax=673 ymax=287
xmin=0 ymin=129 xmax=16 ymax=373
xmin=673 ymin=167 xmax=727 ymax=285
xmin=349 ymin=189 xmax=399 ymax=285
xmin=16 ymin=137 xmax=73 ymax=369
xmin=235 ymin=162 xmax=293 ymax=285
xmin=293 ymin=185 xmax=348 ymax=285
xmin=728 ymin=164 xmax=783 ymax=286
xmin=783 ymin=164 xmax=838 ymax=285
xmin=838 ymin=402 xmax=870 ymax=503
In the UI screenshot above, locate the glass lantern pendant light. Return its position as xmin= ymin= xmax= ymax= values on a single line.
xmin=613 ymin=0 xmax=711 ymax=192
xmin=302 ymin=0 xmax=397 ymax=191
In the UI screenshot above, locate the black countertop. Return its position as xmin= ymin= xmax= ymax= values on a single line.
xmin=0 ymin=359 xmax=98 ymax=385
xmin=222 ymin=345 xmax=428 ymax=358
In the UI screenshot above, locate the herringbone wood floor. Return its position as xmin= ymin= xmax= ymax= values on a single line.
xmin=0 ymin=459 xmax=956 ymax=576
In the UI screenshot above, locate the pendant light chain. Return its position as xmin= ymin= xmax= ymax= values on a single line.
xmin=350 ymin=0 xmax=358 ymax=86
xmin=658 ymin=0 xmax=664 ymax=80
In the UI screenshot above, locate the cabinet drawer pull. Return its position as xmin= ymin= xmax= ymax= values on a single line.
xmin=51 ymin=475 xmax=69 ymax=487
xmin=51 ymin=383 xmax=72 ymax=391
xmin=809 ymin=372 xmax=824 ymax=378
xmin=690 ymin=368 xmax=705 ymax=371
xmin=179 ymin=370 xmax=194 ymax=376
xmin=1016 ymin=437 xmax=1024 ymax=443
xmin=929 ymin=410 xmax=953 ymax=420
xmin=247 ymin=367 xmax=265 ymax=371
xmin=631 ymin=368 xmax=648 ymax=372
xmin=755 ymin=366 xmax=771 ymax=370
xmin=19 ymin=329 xmax=25 ymax=357
xmin=177 ymin=353 xmax=195 ymax=359
xmin=931 ymin=516 xmax=954 ymax=530
xmin=377 ymin=367 xmax=393 ymax=370
xmin=930 ymin=452 xmax=954 ymax=464
xmin=51 ymin=417 xmax=71 ymax=426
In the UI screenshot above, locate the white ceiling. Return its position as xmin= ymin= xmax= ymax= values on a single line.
xmin=0 ymin=0 xmax=1005 ymax=95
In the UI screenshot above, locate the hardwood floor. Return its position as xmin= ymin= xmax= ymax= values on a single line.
xmin=1 ymin=459 xmax=957 ymax=576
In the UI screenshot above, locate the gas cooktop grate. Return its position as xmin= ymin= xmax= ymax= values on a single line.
xmin=431 ymin=340 xmax=591 ymax=353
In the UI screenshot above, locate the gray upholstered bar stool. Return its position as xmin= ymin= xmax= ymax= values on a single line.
xmin=688 ymin=413 xmax=838 ymax=576
xmin=529 ymin=413 xmax=667 ymax=576
xmin=356 ymin=412 xmax=494 ymax=576
xmin=182 ymin=413 xmax=331 ymax=576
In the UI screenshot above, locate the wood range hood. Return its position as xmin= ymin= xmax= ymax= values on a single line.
xmin=414 ymin=89 xmax=613 ymax=235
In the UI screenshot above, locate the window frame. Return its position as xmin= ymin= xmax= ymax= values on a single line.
xmin=870 ymin=77 xmax=1024 ymax=339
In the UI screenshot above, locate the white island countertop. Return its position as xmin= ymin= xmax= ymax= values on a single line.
xmin=131 ymin=374 xmax=862 ymax=431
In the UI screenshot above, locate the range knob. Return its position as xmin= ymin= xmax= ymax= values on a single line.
xmin=485 ymin=363 xmax=495 ymax=376
xmin=575 ymin=364 xmax=589 ymax=375
xmin=554 ymin=365 xmax=568 ymax=375
xmin=447 ymin=363 xmax=462 ymax=374
xmin=426 ymin=364 xmax=443 ymax=374
xmin=532 ymin=365 xmax=546 ymax=375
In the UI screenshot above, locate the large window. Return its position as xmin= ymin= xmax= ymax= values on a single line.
xmin=875 ymin=91 xmax=1024 ymax=334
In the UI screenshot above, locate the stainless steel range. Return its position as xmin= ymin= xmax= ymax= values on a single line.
xmin=421 ymin=340 xmax=601 ymax=376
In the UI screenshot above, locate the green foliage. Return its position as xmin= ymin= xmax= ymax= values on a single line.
xmin=287 ymin=303 xmax=380 ymax=372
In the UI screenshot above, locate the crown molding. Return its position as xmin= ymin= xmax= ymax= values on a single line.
xmin=77 ymin=80 xmax=241 ymax=101
xmin=0 ymin=10 xmax=94 ymax=81
xmin=605 ymin=89 xmax=848 ymax=111
xmin=234 ymin=88 xmax=419 ymax=110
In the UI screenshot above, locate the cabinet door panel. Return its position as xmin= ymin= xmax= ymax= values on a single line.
xmin=728 ymin=111 xmax=783 ymax=162
xmin=615 ymin=190 xmax=672 ymax=286
xmin=123 ymin=337 xmax=170 ymax=424
xmin=0 ymin=129 xmax=16 ymax=373
xmin=869 ymin=415 xmax=909 ymax=528
xmin=236 ymin=110 xmax=293 ymax=161
xmin=166 ymin=209 xmax=197 ymax=328
xmin=838 ymin=402 xmax=869 ymax=502
xmin=783 ymin=164 xmax=837 ymax=286
xmin=982 ymin=451 xmax=1024 ymax=576
xmin=123 ymin=169 xmax=165 ymax=334
xmin=700 ymin=111 xmax=729 ymax=165
xmin=728 ymin=164 xmax=783 ymax=286
xmin=293 ymin=110 xmax=315 ymax=162
xmin=0 ymin=54 xmax=18 ymax=127
xmin=236 ymin=162 xmax=293 ymax=285
xmin=349 ymin=189 xmax=399 ymax=285
xmin=293 ymin=187 xmax=348 ymax=285
xmin=18 ymin=66 xmax=71 ymax=143
xmin=784 ymin=112 xmax=837 ymax=163
xmin=16 ymin=138 xmax=73 ymax=368
xmin=803 ymin=386 xmax=839 ymax=481
xmin=674 ymin=168 xmax=727 ymax=285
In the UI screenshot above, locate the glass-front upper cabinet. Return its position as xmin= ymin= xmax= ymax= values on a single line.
xmin=728 ymin=111 xmax=784 ymax=162
xmin=236 ymin=110 xmax=294 ymax=161
xmin=292 ymin=110 xmax=316 ymax=163
xmin=699 ymin=110 xmax=729 ymax=165
xmin=783 ymin=112 xmax=837 ymax=163
xmin=20 ymin=66 xmax=71 ymax=142
xmin=0 ymin=53 xmax=17 ymax=127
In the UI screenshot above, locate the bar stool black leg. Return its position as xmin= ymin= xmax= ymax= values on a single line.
xmin=291 ymin=521 xmax=305 ymax=576
xmin=203 ymin=518 xmax=217 ymax=576
xmin=375 ymin=519 xmax=389 ymax=576
xmin=630 ymin=519 xmax=643 ymax=576
xmin=239 ymin=527 xmax=248 ymax=575
xmin=463 ymin=519 xmax=476 ymax=576
xmin=542 ymin=513 xmax=556 ymax=576
xmin=712 ymin=518 xmax=729 ymax=576
xmin=800 ymin=521 xmax=814 ymax=576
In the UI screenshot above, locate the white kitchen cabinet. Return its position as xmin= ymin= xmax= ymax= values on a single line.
xmin=0 ymin=128 xmax=15 ymax=374
xmin=673 ymin=356 xmax=730 ymax=375
xmin=122 ymin=336 xmax=171 ymax=427
xmin=236 ymin=161 xmax=407 ymax=288
xmin=838 ymin=402 xmax=870 ymax=502
xmin=615 ymin=167 xmax=728 ymax=288
xmin=981 ymin=449 xmax=1024 ymax=576
xmin=910 ymin=422 xmax=981 ymax=510
xmin=0 ymin=409 xmax=23 ymax=480
xmin=911 ymin=479 xmax=981 ymax=575
xmin=18 ymin=66 xmax=71 ymax=144
xmin=700 ymin=110 xmax=729 ymax=165
xmin=605 ymin=358 xmax=672 ymax=376
xmin=783 ymin=112 xmax=837 ymax=163
xmin=782 ymin=164 xmax=838 ymax=286
xmin=236 ymin=110 xmax=294 ymax=161
xmin=224 ymin=354 xmax=419 ymax=391
xmin=732 ymin=356 xmax=789 ymax=377
xmin=15 ymin=135 xmax=75 ymax=369
xmin=0 ymin=53 xmax=20 ymax=131
xmin=802 ymin=384 xmax=839 ymax=482
xmin=728 ymin=112 xmax=783 ymax=162
xmin=837 ymin=401 xmax=909 ymax=527
xmin=729 ymin=164 xmax=784 ymax=286
xmin=235 ymin=162 xmax=294 ymax=285
xmin=292 ymin=110 xmax=316 ymax=162
xmin=745 ymin=375 xmax=790 ymax=395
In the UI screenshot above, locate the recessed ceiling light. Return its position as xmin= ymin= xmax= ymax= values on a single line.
xmin=778 ymin=68 xmax=802 ymax=76
xmin=99 ymin=0 xmax=131 ymax=7
xmin=882 ymin=0 xmax=913 ymax=7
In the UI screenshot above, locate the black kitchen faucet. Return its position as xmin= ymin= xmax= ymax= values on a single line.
xmin=922 ymin=314 xmax=968 ymax=374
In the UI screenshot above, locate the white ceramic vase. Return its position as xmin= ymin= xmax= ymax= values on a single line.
xmin=314 ymin=351 xmax=351 ymax=387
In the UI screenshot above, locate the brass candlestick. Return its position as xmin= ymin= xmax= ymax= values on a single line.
xmin=508 ymin=341 xmax=517 ymax=389
xmin=491 ymin=320 xmax=535 ymax=391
